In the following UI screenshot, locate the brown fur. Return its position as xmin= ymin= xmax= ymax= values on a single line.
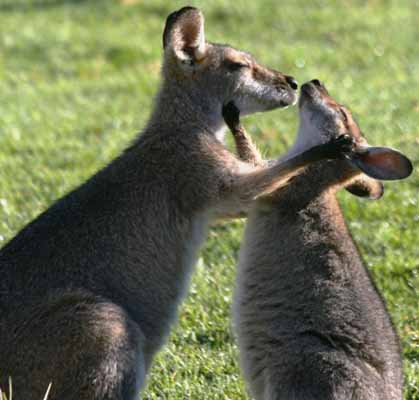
xmin=233 ymin=80 xmax=403 ymax=400
xmin=0 ymin=7 xmax=307 ymax=399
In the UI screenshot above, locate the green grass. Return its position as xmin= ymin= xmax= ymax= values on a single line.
xmin=0 ymin=0 xmax=418 ymax=398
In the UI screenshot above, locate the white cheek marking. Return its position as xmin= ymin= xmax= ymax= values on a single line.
xmin=285 ymin=111 xmax=328 ymax=159
xmin=234 ymin=75 xmax=270 ymax=115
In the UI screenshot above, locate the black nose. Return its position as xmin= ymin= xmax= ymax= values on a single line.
xmin=311 ymin=79 xmax=322 ymax=87
xmin=285 ymin=75 xmax=298 ymax=90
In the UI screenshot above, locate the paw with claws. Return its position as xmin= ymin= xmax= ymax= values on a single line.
xmin=222 ymin=101 xmax=242 ymax=133
xmin=334 ymin=134 xmax=356 ymax=155
xmin=323 ymin=134 xmax=356 ymax=159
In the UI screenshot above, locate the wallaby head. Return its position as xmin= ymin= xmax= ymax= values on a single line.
xmin=160 ymin=6 xmax=298 ymax=129
xmin=292 ymin=79 xmax=413 ymax=199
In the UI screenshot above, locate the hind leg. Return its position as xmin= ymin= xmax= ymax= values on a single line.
xmin=262 ymin=357 xmax=383 ymax=400
xmin=1 ymin=292 xmax=146 ymax=400
xmin=263 ymin=374 xmax=350 ymax=400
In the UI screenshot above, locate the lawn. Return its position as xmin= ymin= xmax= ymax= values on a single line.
xmin=0 ymin=0 xmax=418 ymax=399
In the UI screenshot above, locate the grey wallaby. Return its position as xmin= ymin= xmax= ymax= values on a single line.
xmin=0 ymin=7 xmax=350 ymax=400
xmin=232 ymin=80 xmax=412 ymax=400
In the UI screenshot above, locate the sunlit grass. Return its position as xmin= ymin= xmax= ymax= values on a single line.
xmin=0 ymin=0 xmax=418 ymax=399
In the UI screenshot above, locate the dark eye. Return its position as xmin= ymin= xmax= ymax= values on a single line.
xmin=226 ymin=61 xmax=249 ymax=72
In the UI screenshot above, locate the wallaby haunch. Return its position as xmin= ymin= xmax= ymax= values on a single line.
xmin=233 ymin=80 xmax=412 ymax=400
xmin=0 ymin=7 xmax=343 ymax=399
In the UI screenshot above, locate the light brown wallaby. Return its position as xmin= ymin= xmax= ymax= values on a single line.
xmin=232 ymin=79 xmax=412 ymax=400
xmin=0 ymin=7 xmax=345 ymax=400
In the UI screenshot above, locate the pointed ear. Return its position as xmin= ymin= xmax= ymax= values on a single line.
xmin=351 ymin=146 xmax=413 ymax=181
xmin=162 ymin=7 xmax=207 ymax=64
xmin=345 ymin=175 xmax=384 ymax=200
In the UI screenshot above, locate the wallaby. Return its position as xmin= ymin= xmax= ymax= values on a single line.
xmin=232 ymin=79 xmax=412 ymax=400
xmin=0 ymin=7 xmax=350 ymax=399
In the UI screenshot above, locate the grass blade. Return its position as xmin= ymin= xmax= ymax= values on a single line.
xmin=42 ymin=383 xmax=52 ymax=400
xmin=7 ymin=378 xmax=11 ymax=400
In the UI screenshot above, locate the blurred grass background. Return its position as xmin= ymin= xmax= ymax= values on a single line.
xmin=0 ymin=0 xmax=418 ymax=398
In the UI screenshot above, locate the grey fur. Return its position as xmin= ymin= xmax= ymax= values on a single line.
xmin=233 ymin=81 xmax=403 ymax=400
xmin=0 ymin=7 xmax=308 ymax=399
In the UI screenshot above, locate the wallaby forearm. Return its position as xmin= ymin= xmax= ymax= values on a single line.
xmin=226 ymin=137 xmax=351 ymax=205
xmin=232 ymin=127 xmax=264 ymax=167
xmin=222 ymin=101 xmax=264 ymax=167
